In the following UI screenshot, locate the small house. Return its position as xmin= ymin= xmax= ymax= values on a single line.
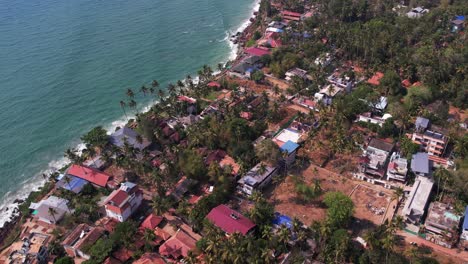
xmin=386 ymin=152 xmax=408 ymax=182
xmin=62 ymin=224 xmax=104 ymax=260
xmin=411 ymin=152 xmax=431 ymax=177
xmin=406 ymin=7 xmax=429 ymax=18
xmin=110 ymin=127 xmax=151 ymax=150
xmin=280 ymin=140 xmax=300 ymax=166
xmin=206 ymin=204 xmax=256 ymax=235
xmin=451 ymin=16 xmax=465 ymax=32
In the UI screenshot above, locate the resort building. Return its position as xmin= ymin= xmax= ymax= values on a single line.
xmin=424 ymin=202 xmax=461 ymax=248
xmin=402 ymin=176 xmax=434 ymax=232
xmin=104 ymin=182 xmax=143 ymax=222
xmin=110 ymin=126 xmax=151 ymax=150
xmin=386 ymin=152 xmax=408 ymax=182
xmin=29 ymin=196 xmax=70 ymax=224
xmin=66 ymin=164 xmax=111 ymax=188
xmin=206 ymin=204 xmax=256 ymax=236
xmin=238 ymin=163 xmax=278 ymax=196
xmin=62 ymin=224 xmax=104 ymax=260
xmin=408 ymin=118 xmax=448 ymax=157
xmin=411 ymin=152 xmax=431 ymax=177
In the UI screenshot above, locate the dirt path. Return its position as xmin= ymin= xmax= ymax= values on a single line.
xmin=398 ymin=231 xmax=468 ymax=263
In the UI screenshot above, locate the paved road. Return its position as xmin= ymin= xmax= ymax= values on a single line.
xmin=398 ymin=231 xmax=468 ymax=263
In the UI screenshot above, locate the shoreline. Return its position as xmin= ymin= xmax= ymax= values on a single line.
xmin=0 ymin=0 xmax=262 ymax=242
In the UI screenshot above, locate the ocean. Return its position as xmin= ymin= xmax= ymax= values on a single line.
xmin=0 ymin=0 xmax=258 ymax=226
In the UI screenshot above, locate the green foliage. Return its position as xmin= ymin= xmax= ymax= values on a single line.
xmin=110 ymin=221 xmax=138 ymax=248
xmin=179 ymin=149 xmax=207 ymax=180
xmin=251 ymin=70 xmax=265 ymax=83
xmin=400 ymin=137 xmax=420 ymax=159
xmin=294 ymin=178 xmax=322 ymax=203
xmin=248 ymin=192 xmax=274 ymax=227
xmin=80 ymin=126 xmax=109 ymax=149
xmin=378 ymin=118 xmax=398 ymax=138
xmin=55 ymin=256 xmax=74 ymax=264
xmin=255 ymin=139 xmax=281 ymax=166
xmin=86 ymin=238 xmax=114 ymax=264
xmin=323 ymin=192 xmax=354 ymax=231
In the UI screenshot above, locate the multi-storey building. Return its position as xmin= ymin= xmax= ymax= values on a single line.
xmin=104 ymin=182 xmax=143 ymax=222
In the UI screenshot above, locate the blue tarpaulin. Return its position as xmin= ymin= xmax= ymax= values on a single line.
xmin=272 ymin=212 xmax=293 ymax=229
xmin=57 ymin=175 xmax=88 ymax=193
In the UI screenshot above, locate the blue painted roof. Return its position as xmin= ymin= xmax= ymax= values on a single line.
xmin=57 ymin=175 xmax=88 ymax=193
xmin=272 ymin=212 xmax=293 ymax=229
xmin=463 ymin=206 xmax=468 ymax=230
xmin=280 ymin=140 xmax=300 ymax=154
xmin=411 ymin=152 xmax=429 ymax=174
xmin=455 ymin=15 xmax=465 ymax=21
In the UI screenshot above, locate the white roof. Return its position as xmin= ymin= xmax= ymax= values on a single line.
xmin=274 ymin=128 xmax=301 ymax=144
xmin=403 ymin=176 xmax=434 ymax=218
xmin=319 ymin=84 xmax=343 ymax=97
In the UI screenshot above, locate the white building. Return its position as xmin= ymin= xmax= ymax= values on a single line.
xmin=104 ymin=182 xmax=143 ymax=222
xmin=402 ymin=176 xmax=434 ymax=232
xmin=238 ymin=163 xmax=278 ymax=196
xmin=386 ymin=153 xmax=408 ymax=182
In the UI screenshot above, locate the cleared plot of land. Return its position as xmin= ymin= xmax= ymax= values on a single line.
xmin=266 ymin=164 xmax=358 ymax=225
xmin=265 ymin=76 xmax=290 ymax=90
xmin=350 ymin=184 xmax=391 ymax=225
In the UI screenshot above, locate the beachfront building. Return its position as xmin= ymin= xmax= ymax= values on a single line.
xmin=110 ymin=126 xmax=151 ymax=151
xmin=402 ymin=176 xmax=434 ymax=232
xmin=29 ymin=196 xmax=70 ymax=225
xmin=65 ymin=164 xmax=111 ymax=188
xmin=206 ymin=204 xmax=256 ymax=236
xmin=229 ymin=55 xmax=263 ymax=79
xmin=104 ymin=182 xmax=143 ymax=222
xmin=424 ymin=202 xmax=461 ymax=248
xmin=386 ymin=152 xmax=408 ymax=182
xmin=62 ymin=224 xmax=104 ymax=260
xmin=238 ymin=163 xmax=278 ymax=196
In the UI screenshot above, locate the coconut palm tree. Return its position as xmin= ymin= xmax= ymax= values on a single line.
xmin=119 ymin=100 xmax=129 ymax=121
xmin=48 ymin=207 xmax=58 ymax=224
xmin=128 ymin=99 xmax=137 ymax=114
xmin=126 ymin=88 xmax=135 ymax=98
xmin=139 ymin=85 xmax=148 ymax=96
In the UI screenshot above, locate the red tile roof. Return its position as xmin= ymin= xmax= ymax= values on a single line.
xmin=281 ymin=10 xmax=302 ymax=17
xmin=140 ymin=214 xmax=164 ymax=230
xmin=240 ymin=111 xmax=253 ymax=120
xmin=206 ymin=205 xmax=256 ymax=235
xmin=112 ymin=248 xmax=133 ymax=262
xmin=367 ymin=72 xmax=384 ymax=86
xmin=133 ymin=253 xmax=165 ymax=264
xmin=207 ymin=81 xmax=221 ymax=88
xmin=159 ymin=230 xmax=198 ymax=259
xmin=67 ymin=164 xmax=110 ymax=187
xmin=244 ymin=47 xmax=271 ymax=57
xmin=401 ymin=79 xmax=412 ymax=88
xmin=103 ymin=257 xmax=122 ymax=264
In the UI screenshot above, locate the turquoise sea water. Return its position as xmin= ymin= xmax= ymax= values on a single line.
xmin=0 ymin=0 xmax=257 ymax=224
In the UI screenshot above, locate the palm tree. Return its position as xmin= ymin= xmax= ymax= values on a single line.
xmin=139 ymin=85 xmax=148 ymax=96
xmin=48 ymin=207 xmax=58 ymax=224
xmin=128 ymin=99 xmax=137 ymax=114
xmin=119 ymin=100 xmax=129 ymax=121
xmin=151 ymin=80 xmax=159 ymax=88
xmin=151 ymin=195 xmax=170 ymax=215
xmin=176 ymin=80 xmax=184 ymax=89
xmin=217 ymin=63 xmax=224 ymax=72
xmin=126 ymin=88 xmax=135 ymax=98
xmin=143 ymin=228 xmax=156 ymax=250
xmin=157 ymin=89 xmax=165 ymax=100
xmin=167 ymin=83 xmax=176 ymax=96
xmin=184 ymin=251 xmax=198 ymax=264
xmin=392 ymin=187 xmax=404 ymax=203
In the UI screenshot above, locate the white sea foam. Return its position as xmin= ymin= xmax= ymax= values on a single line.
xmin=0 ymin=0 xmax=262 ymax=229
xmin=227 ymin=0 xmax=261 ymax=61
